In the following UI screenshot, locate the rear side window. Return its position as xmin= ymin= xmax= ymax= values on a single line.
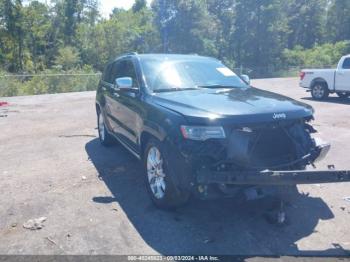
xmin=342 ymin=58 xmax=350 ymax=69
xmin=102 ymin=63 xmax=113 ymax=83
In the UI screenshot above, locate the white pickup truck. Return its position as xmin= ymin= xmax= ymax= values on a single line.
xmin=299 ymin=54 xmax=350 ymax=100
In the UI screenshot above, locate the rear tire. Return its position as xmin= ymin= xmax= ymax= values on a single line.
xmin=311 ymin=82 xmax=329 ymax=100
xmin=336 ymin=92 xmax=350 ymax=99
xmin=97 ymin=110 xmax=114 ymax=146
xmin=143 ymin=138 xmax=190 ymax=209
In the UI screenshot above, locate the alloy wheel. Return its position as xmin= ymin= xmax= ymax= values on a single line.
xmin=147 ymin=146 xmax=166 ymax=199
xmin=312 ymin=85 xmax=324 ymax=99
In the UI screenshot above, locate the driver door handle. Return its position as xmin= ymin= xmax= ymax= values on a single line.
xmin=110 ymin=85 xmax=120 ymax=97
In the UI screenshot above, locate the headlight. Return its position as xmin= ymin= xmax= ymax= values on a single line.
xmin=180 ymin=125 xmax=226 ymax=141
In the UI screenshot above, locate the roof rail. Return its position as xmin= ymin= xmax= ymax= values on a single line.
xmin=122 ymin=52 xmax=138 ymax=56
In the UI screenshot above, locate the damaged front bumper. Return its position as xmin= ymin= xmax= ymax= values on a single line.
xmin=175 ymin=119 xmax=349 ymax=196
xmin=196 ymin=143 xmax=350 ymax=186
xmin=197 ymin=168 xmax=350 ymax=186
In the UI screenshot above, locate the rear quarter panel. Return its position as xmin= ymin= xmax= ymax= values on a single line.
xmin=300 ymin=69 xmax=335 ymax=90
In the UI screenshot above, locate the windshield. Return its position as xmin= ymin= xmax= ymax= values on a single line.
xmin=140 ymin=57 xmax=248 ymax=92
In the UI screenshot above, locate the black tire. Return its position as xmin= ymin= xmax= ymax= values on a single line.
xmin=97 ymin=110 xmax=114 ymax=146
xmin=311 ymin=82 xmax=329 ymax=100
xmin=336 ymin=92 xmax=350 ymax=99
xmin=143 ymin=138 xmax=190 ymax=209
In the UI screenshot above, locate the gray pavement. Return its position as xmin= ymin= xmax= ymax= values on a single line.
xmin=0 ymin=78 xmax=349 ymax=255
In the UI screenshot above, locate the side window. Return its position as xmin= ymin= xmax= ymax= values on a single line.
xmin=102 ymin=63 xmax=113 ymax=83
xmin=110 ymin=61 xmax=122 ymax=84
xmin=117 ymin=60 xmax=139 ymax=88
xmin=342 ymin=58 xmax=350 ymax=69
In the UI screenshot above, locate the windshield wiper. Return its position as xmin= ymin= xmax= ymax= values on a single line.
xmin=197 ymin=84 xmax=243 ymax=89
xmin=153 ymin=87 xmax=198 ymax=93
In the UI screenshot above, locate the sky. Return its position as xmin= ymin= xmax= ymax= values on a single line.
xmin=100 ymin=0 xmax=152 ymax=18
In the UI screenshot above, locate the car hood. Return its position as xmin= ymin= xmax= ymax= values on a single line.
xmin=151 ymin=87 xmax=314 ymax=124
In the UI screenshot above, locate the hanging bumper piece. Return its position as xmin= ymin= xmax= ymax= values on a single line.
xmin=197 ymin=168 xmax=350 ymax=186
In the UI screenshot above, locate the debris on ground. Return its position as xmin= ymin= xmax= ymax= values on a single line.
xmin=343 ymin=196 xmax=350 ymax=202
xmin=340 ymin=206 xmax=346 ymax=211
xmin=0 ymin=102 xmax=9 ymax=107
xmin=81 ymin=176 xmax=87 ymax=180
xmin=59 ymin=134 xmax=96 ymax=138
xmin=11 ymin=223 xmax=17 ymax=228
xmin=45 ymin=236 xmax=57 ymax=245
xmin=23 ymin=217 xmax=47 ymax=230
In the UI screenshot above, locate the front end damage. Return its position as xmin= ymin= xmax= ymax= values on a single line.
xmin=177 ymin=118 xmax=349 ymax=199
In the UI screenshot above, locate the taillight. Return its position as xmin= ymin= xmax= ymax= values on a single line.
xmin=300 ymin=71 xmax=306 ymax=80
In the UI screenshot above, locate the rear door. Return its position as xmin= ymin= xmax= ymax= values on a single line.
xmin=104 ymin=60 xmax=125 ymax=134
xmin=336 ymin=57 xmax=350 ymax=91
xmin=100 ymin=63 xmax=119 ymax=133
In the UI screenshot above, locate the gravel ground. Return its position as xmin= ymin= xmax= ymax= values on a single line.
xmin=0 ymin=78 xmax=349 ymax=256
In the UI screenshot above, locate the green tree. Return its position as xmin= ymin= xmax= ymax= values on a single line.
xmin=54 ymin=46 xmax=81 ymax=70
xmin=326 ymin=0 xmax=350 ymax=42
xmin=152 ymin=0 xmax=217 ymax=55
xmin=207 ymin=0 xmax=236 ymax=67
xmin=285 ymin=0 xmax=327 ymax=48
xmin=1 ymin=0 xmax=25 ymax=71
xmin=84 ymin=0 xmax=99 ymax=25
xmin=282 ymin=41 xmax=350 ymax=67
xmin=132 ymin=0 xmax=147 ymax=13
xmin=23 ymin=1 xmax=51 ymax=72
xmin=63 ymin=0 xmax=79 ymax=45
xmin=77 ymin=8 xmax=160 ymax=71
xmin=233 ymin=0 xmax=288 ymax=75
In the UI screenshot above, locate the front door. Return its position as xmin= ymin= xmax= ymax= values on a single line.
xmin=108 ymin=59 xmax=141 ymax=151
xmin=336 ymin=57 xmax=350 ymax=92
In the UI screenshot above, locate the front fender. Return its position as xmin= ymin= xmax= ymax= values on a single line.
xmin=139 ymin=101 xmax=186 ymax=151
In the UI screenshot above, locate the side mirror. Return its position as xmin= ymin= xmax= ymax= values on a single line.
xmin=115 ymin=77 xmax=133 ymax=89
xmin=241 ymin=74 xmax=250 ymax=85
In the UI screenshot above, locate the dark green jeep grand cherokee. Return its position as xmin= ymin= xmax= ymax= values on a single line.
xmin=95 ymin=53 xmax=343 ymax=209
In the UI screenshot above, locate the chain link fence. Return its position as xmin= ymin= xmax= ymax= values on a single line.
xmin=0 ymin=73 xmax=101 ymax=97
xmin=0 ymin=65 xmax=336 ymax=97
xmin=233 ymin=65 xmax=334 ymax=79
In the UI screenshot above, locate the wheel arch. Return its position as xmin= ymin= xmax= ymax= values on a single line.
xmin=140 ymin=132 xmax=152 ymax=156
xmin=140 ymin=129 xmax=165 ymax=157
xmin=311 ymin=77 xmax=329 ymax=90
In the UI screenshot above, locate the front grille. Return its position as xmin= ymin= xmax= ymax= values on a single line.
xmin=227 ymin=125 xmax=297 ymax=170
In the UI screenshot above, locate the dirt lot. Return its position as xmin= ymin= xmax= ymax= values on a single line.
xmin=0 ymin=78 xmax=349 ymax=255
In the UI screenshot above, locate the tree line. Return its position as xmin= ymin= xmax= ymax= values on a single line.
xmin=1 ymin=0 xmax=350 ymax=77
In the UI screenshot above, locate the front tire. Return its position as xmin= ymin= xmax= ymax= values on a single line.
xmin=97 ymin=111 xmax=114 ymax=146
xmin=311 ymin=82 xmax=329 ymax=100
xmin=336 ymin=92 xmax=350 ymax=99
xmin=143 ymin=138 xmax=190 ymax=209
